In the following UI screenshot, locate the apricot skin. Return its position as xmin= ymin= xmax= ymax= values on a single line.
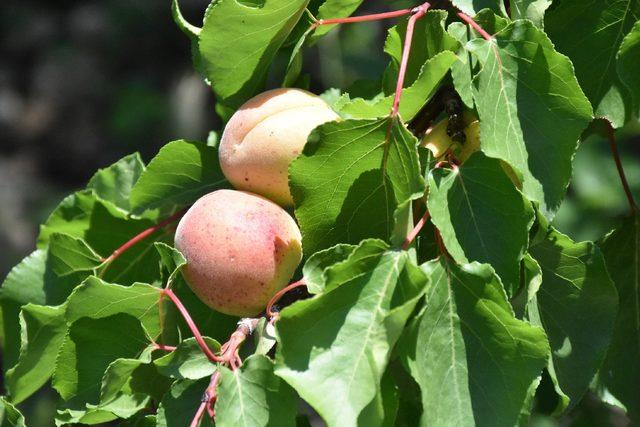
xmin=219 ymin=88 xmax=340 ymax=206
xmin=174 ymin=190 xmax=302 ymax=316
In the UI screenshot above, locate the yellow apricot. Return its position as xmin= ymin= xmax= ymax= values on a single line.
xmin=219 ymin=88 xmax=340 ymax=206
xmin=174 ymin=190 xmax=302 ymax=316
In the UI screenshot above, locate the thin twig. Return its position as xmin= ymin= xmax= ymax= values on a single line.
xmin=100 ymin=208 xmax=187 ymax=265
xmin=606 ymin=122 xmax=638 ymax=213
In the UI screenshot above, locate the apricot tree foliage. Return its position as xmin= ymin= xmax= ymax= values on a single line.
xmin=1 ymin=0 xmax=639 ymax=426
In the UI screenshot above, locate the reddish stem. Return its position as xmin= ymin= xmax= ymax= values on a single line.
xmin=456 ymin=11 xmax=492 ymax=41
xmin=190 ymin=400 xmax=208 ymax=427
xmin=606 ymin=122 xmax=638 ymax=213
xmin=402 ymin=209 xmax=431 ymax=250
xmin=266 ymin=278 xmax=307 ymax=320
xmin=101 ymin=208 xmax=187 ymax=264
xmin=161 ymin=288 xmax=222 ymax=363
xmin=218 ymin=318 xmax=259 ymax=371
xmin=313 ymin=8 xmax=414 ymax=27
xmin=151 ymin=342 xmax=177 ymax=352
xmin=391 ymin=3 xmax=431 ymax=117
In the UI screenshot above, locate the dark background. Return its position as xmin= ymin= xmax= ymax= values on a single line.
xmin=1 ymin=0 xmax=638 ymax=425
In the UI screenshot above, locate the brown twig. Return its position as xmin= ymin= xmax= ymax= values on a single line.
xmin=606 ymin=122 xmax=638 ymax=213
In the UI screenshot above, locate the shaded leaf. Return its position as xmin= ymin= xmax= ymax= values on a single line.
xmin=617 ymin=19 xmax=640 ymax=115
xmin=468 ymin=20 xmax=593 ymax=215
xmin=401 ymin=259 xmax=550 ymax=427
xmin=546 ymin=0 xmax=640 ymax=127
xmin=428 ymin=153 xmax=534 ymax=295
xmin=216 ymin=355 xmax=297 ymax=427
xmin=529 ymin=226 xmax=618 ymax=410
xmin=198 ymin=0 xmax=309 ymax=109
xmin=0 ymin=398 xmax=25 ymax=426
xmin=156 ymin=378 xmax=214 ymax=427
xmin=451 ymin=0 xmax=506 ymax=16
xmin=5 ymin=304 xmax=67 ymax=404
xmin=290 ymin=117 xmax=424 ymax=254
xmin=275 ymin=240 xmax=428 ymax=427
xmin=600 ymin=214 xmax=640 ymax=422
xmin=312 ymin=0 xmax=365 ymax=39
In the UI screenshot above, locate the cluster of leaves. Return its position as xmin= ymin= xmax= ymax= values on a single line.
xmin=1 ymin=0 xmax=639 ymax=426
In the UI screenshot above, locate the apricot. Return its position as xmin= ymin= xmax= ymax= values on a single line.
xmin=174 ymin=189 xmax=302 ymax=316
xmin=219 ymin=88 xmax=340 ymax=206
xmin=421 ymin=113 xmax=480 ymax=163
xmin=421 ymin=114 xmax=521 ymax=188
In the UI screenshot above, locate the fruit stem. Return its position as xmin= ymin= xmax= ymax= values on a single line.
xmin=161 ymin=288 xmax=223 ymax=363
xmin=391 ymin=3 xmax=431 ymax=117
xmin=312 ymin=7 xmax=414 ymax=28
xmin=456 ymin=11 xmax=492 ymax=41
xmin=606 ymin=122 xmax=638 ymax=214
xmin=266 ymin=278 xmax=307 ymax=321
xmin=402 ymin=209 xmax=431 ymax=250
xmin=100 ymin=208 xmax=187 ymax=265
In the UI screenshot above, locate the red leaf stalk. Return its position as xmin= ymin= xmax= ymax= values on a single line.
xmin=218 ymin=318 xmax=260 ymax=371
xmin=266 ymin=278 xmax=307 ymax=321
xmin=160 ymin=288 xmax=222 ymax=363
xmin=606 ymin=122 xmax=638 ymax=213
xmin=101 ymin=208 xmax=187 ymax=264
xmin=456 ymin=11 xmax=492 ymax=41
xmin=402 ymin=209 xmax=431 ymax=250
xmin=312 ymin=8 xmax=414 ymax=28
xmin=391 ymin=3 xmax=431 ymax=117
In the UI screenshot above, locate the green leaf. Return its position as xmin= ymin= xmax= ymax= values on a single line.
xmin=617 ymin=19 xmax=640 ymax=116
xmin=130 ymin=140 xmax=227 ymax=213
xmin=5 ymin=304 xmax=67 ymax=404
xmin=154 ymin=337 xmax=219 ymax=380
xmin=338 ymin=51 xmax=457 ymax=121
xmin=546 ymin=0 xmax=640 ymax=128
xmin=401 ymin=259 xmax=550 ymax=427
xmin=198 ymin=0 xmax=310 ymax=109
xmin=468 ymin=19 xmax=593 ymax=216
xmin=216 ymin=355 xmax=297 ymax=427
xmin=383 ymin=10 xmax=460 ymax=91
xmin=510 ymin=0 xmax=552 ymax=27
xmin=0 ymin=397 xmax=25 ymax=426
xmin=451 ymin=0 xmax=506 ymax=16
xmin=154 ymin=243 xmax=187 ymax=284
xmin=529 ymin=226 xmax=618 ymax=410
xmin=5 ymin=278 xmax=161 ymax=406
xmin=290 ymin=117 xmax=424 ymax=254
xmin=312 ymin=0 xmax=365 ymax=39
xmin=87 ymin=153 xmax=145 ymax=212
xmin=253 ymin=318 xmax=277 ymax=356
xmin=275 ymin=240 xmax=428 ymax=427
xmin=52 ymin=314 xmax=150 ymax=416
xmin=0 ymin=249 xmax=85 ymax=307
xmin=38 ymin=191 xmax=161 ymax=285
xmin=303 ymin=243 xmax=356 ymax=294
xmin=171 ymin=0 xmax=201 ymax=38
xmin=65 ymin=277 xmax=162 ymax=337
xmin=600 ymin=214 xmax=640 ymax=422
xmin=48 ymin=233 xmax=102 ymax=277
xmin=156 ymin=378 xmax=214 ymax=427
xmin=428 ymin=153 xmax=534 ymax=295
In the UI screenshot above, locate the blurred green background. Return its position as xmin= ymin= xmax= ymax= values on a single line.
xmin=0 ymin=0 xmax=637 ymax=425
